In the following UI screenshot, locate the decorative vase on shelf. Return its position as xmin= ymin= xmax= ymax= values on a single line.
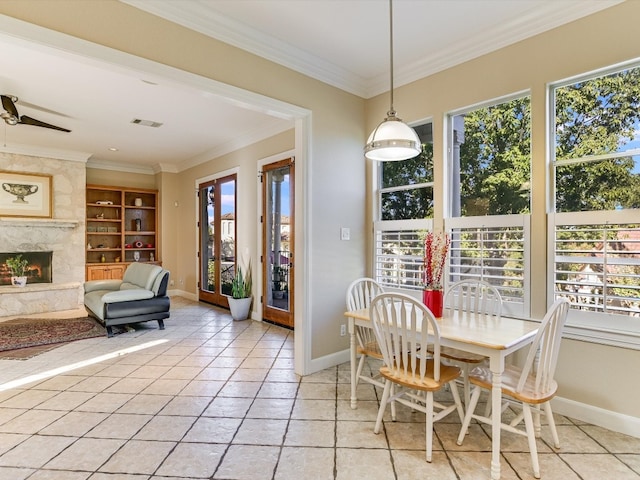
xmin=134 ymin=197 xmax=142 ymax=207
xmin=423 ymin=289 xmax=443 ymax=317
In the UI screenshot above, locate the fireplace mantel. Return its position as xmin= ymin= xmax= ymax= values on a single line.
xmin=0 ymin=218 xmax=79 ymax=229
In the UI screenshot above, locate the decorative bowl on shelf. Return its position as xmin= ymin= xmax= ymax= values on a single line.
xmin=125 ymin=244 xmax=132 ymax=248
xmin=134 ymin=241 xmax=144 ymax=248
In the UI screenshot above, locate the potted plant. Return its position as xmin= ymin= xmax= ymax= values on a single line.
xmin=228 ymin=259 xmax=252 ymax=321
xmin=6 ymin=254 xmax=29 ymax=287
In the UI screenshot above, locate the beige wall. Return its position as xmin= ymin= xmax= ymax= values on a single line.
xmin=3 ymin=0 xmax=639 ymax=425
xmin=365 ymin=1 xmax=640 ymax=418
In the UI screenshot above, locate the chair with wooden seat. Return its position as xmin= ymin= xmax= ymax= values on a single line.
xmin=456 ymin=298 xmax=570 ymax=479
xmin=346 ymin=278 xmax=385 ymax=391
xmin=440 ymin=280 xmax=503 ymax=405
xmin=371 ymin=292 xmax=464 ymax=462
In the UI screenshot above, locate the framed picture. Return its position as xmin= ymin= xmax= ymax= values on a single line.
xmin=0 ymin=171 xmax=52 ymax=218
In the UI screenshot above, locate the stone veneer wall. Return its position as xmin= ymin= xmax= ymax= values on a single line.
xmin=0 ymin=152 xmax=86 ymax=317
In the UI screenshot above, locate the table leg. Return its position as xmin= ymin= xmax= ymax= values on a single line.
xmin=490 ymin=355 xmax=504 ymax=480
xmin=349 ymin=318 xmax=357 ymax=409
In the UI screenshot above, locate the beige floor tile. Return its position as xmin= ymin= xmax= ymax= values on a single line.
xmin=257 ymin=382 xmax=299 ymax=399
xmin=265 ymin=368 xmax=300 ymax=383
xmin=0 ymin=434 xmax=75 ymax=468
xmin=0 ymin=409 xmax=66 ymax=434
xmin=74 ymin=392 xmax=134 ymax=413
xmin=0 ymin=407 xmax=29 ymax=426
xmin=89 ymin=473 xmax=148 ymax=480
xmin=158 ymin=395 xmax=211 ymax=416
xmin=30 ymin=375 xmax=85 ymax=391
xmin=217 ymin=381 xmax=262 ymax=398
xmin=39 ymin=411 xmax=108 ymax=437
xmin=336 ymin=399 xmax=383 ymax=422
xmin=155 ymin=441 xmax=226 ymax=478
xmin=116 ymin=394 xmax=172 ymax=415
xmin=249 ymin=348 xmax=281 ymax=358
xmin=195 ymin=366 xmax=235 ymax=381
xmin=581 ymin=425 xmax=640 ymax=453
xmin=335 ymin=448 xmax=395 ymax=480
xmin=32 ymin=391 xmax=96 ymax=411
xmin=183 ymin=416 xmax=242 ymax=443
xmin=68 ymin=376 xmax=120 ymax=393
xmin=92 ymin=364 xmax=140 ymax=378
xmin=617 ymin=454 xmax=640 ymax=475
xmin=203 ymin=396 xmax=253 ymax=418
xmin=0 ymin=466 xmax=34 ymax=479
xmin=178 ymin=379 xmax=224 ymax=397
xmin=27 ymin=470 xmax=90 ymax=479
xmin=233 ymin=418 xmax=288 ymax=445
xmin=86 ymin=413 xmax=152 ymax=439
xmin=0 ymin=389 xmax=59 ymax=409
xmin=44 ymin=437 xmax=124 ymax=471
xmin=336 ymin=420 xmax=389 ymax=449
xmin=561 ymin=453 xmax=640 ymax=479
xmin=538 ymin=424 xmax=607 ymax=453
xmin=392 ymin=450 xmax=458 ymax=480
xmin=247 ymin=398 xmax=294 ymax=419
xmin=103 ymin=377 xmax=155 ymax=394
xmin=209 ymin=357 xmax=244 ymax=368
xmin=275 ymin=446 xmax=334 ymax=480
xmin=0 ymin=433 xmax=30 ymax=455
xmin=447 ymin=451 xmax=520 ymax=480
xmin=503 ymin=452 xmax=581 ymax=480
xmin=140 ymin=378 xmax=190 ymax=395
xmin=160 ymin=365 xmax=203 ymax=380
xmin=145 ymin=355 xmax=185 ymax=367
xmin=133 ymin=415 xmax=196 ymax=441
xmin=386 ymin=421 xmax=431 ymax=451
xmin=98 ymin=439 xmax=175 ymax=475
xmin=127 ymin=365 xmax=171 ymax=379
xmin=284 ymin=419 xmax=335 ymax=447
xmin=290 ymin=399 xmax=336 ymax=420
xmin=296 ymin=382 xmax=336 ymax=400
xmin=231 ymin=368 xmax=269 ymax=382
xmin=214 ymin=444 xmax=280 ymax=480
xmin=301 ymin=368 xmax=338 ymax=383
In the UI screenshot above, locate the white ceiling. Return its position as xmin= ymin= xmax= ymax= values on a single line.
xmin=0 ymin=0 xmax=623 ymax=173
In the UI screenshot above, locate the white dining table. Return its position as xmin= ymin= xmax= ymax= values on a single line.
xmin=344 ymin=306 xmax=540 ymax=480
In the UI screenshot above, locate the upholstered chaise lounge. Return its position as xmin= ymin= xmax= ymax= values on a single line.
xmin=84 ymin=263 xmax=170 ymax=337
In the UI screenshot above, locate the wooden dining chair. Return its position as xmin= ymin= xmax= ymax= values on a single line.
xmin=370 ymin=293 xmax=464 ymax=462
xmin=345 ymin=278 xmax=385 ymax=391
xmin=456 ymin=298 xmax=570 ymax=479
xmin=440 ymin=280 xmax=503 ymax=406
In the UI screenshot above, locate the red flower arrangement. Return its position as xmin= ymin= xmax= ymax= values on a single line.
xmin=423 ymin=232 xmax=450 ymax=290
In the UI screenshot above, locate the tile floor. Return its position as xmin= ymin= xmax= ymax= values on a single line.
xmin=0 ymin=296 xmax=638 ymax=479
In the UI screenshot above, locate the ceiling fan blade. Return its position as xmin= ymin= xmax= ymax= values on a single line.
xmin=20 ymin=115 xmax=71 ymax=133
xmin=1 ymin=95 xmax=19 ymax=118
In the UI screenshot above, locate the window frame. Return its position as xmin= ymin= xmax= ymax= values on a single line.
xmin=548 ymin=60 xmax=640 ymax=349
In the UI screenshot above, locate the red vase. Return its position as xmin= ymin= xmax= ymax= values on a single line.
xmin=423 ymin=289 xmax=443 ymax=317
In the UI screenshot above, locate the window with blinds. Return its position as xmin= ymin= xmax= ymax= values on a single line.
xmin=446 ymin=215 xmax=530 ymax=318
xmin=374 ymin=220 xmax=431 ymax=291
xmin=554 ymin=220 xmax=640 ymax=317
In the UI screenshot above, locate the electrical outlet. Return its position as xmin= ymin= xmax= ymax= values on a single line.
xmin=169 ymin=280 xmax=175 ymax=286
xmin=340 ymin=324 xmax=346 ymax=336
xmin=340 ymin=227 xmax=350 ymax=241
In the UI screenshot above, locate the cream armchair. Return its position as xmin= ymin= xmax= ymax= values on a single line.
xmin=84 ymin=263 xmax=170 ymax=337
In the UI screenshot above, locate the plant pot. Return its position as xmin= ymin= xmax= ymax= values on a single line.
xmin=228 ymin=297 xmax=252 ymax=321
xmin=11 ymin=276 xmax=27 ymax=287
xmin=423 ymin=289 xmax=443 ymax=317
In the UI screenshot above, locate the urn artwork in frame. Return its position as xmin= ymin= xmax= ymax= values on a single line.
xmin=0 ymin=171 xmax=52 ymax=218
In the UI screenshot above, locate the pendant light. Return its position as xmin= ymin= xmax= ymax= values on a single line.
xmin=364 ymin=0 xmax=421 ymax=161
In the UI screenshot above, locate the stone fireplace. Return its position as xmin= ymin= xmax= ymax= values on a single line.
xmin=0 ymin=152 xmax=86 ymax=318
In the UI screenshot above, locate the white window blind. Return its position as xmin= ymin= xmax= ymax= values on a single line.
xmin=374 ymin=219 xmax=432 ymax=291
xmin=446 ymin=215 xmax=530 ymax=318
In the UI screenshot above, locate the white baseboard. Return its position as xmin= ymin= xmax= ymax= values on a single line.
xmin=552 ymin=396 xmax=640 ymax=438
xmin=307 ymin=349 xmax=350 ymax=375
xmin=168 ymin=289 xmax=196 ymax=301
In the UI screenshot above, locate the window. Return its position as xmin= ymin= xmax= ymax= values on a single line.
xmin=374 ymin=122 xmax=433 ymax=290
xmin=550 ymin=63 xmax=640 ymax=345
xmin=447 ymin=95 xmax=531 ymax=317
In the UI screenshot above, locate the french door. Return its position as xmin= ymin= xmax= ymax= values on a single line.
xmin=198 ymin=174 xmax=236 ymax=307
xmin=262 ymin=158 xmax=294 ymax=328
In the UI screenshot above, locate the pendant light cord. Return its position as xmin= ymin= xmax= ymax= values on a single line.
xmin=388 ymin=0 xmax=395 ymax=116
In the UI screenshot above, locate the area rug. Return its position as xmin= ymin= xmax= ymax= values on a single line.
xmin=0 ymin=317 xmax=106 ymax=360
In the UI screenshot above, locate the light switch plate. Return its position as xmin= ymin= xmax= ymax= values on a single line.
xmin=340 ymin=227 xmax=350 ymax=240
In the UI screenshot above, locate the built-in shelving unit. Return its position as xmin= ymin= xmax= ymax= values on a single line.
xmin=86 ymin=185 xmax=159 ymax=280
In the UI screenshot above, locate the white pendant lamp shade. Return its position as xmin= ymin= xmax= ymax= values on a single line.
xmin=365 ymin=110 xmax=421 ymax=161
xmin=364 ymin=0 xmax=420 ymax=161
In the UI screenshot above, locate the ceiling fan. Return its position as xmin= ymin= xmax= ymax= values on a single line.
xmin=1 ymin=94 xmax=71 ymax=132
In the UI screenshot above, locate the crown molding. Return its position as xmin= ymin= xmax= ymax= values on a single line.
xmin=123 ymin=0 xmax=623 ymax=99
xmin=0 ymin=144 xmax=91 ymax=163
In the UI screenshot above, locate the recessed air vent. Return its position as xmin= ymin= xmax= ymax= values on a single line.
xmin=131 ymin=118 xmax=163 ymax=128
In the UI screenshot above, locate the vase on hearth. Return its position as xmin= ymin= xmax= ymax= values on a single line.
xmin=423 ymin=289 xmax=443 ymax=317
